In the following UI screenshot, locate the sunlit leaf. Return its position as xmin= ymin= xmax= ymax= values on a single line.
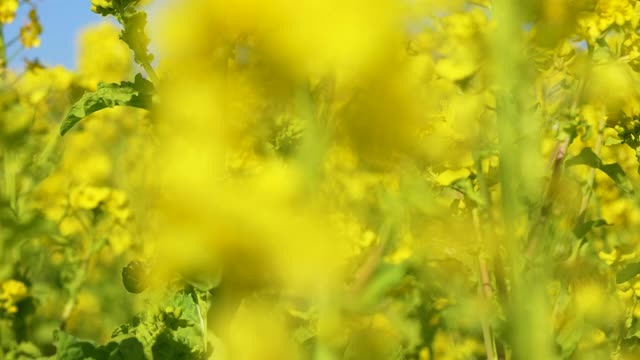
xmin=60 ymin=74 xmax=153 ymax=135
xmin=565 ymin=147 xmax=634 ymax=194
xmin=617 ymin=263 xmax=640 ymax=284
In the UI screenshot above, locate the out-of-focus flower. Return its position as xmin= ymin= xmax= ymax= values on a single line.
xmin=158 ymin=0 xmax=403 ymax=80
xmin=0 ymin=0 xmax=18 ymax=24
xmin=573 ymin=282 xmax=623 ymax=325
xmin=584 ymin=59 xmax=640 ymax=115
xmin=70 ymin=185 xmax=111 ymax=210
xmin=433 ymin=9 xmax=488 ymax=81
xmin=436 ymin=168 xmax=471 ymax=186
xmin=432 ymin=330 xmax=485 ymax=359
xmin=20 ymin=9 xmax=42 ymax=48
xmin=0 ymin=280 xmax=28 ymax=315
xmin=577 ymin=0 xmax=637 ymax=43
xmin=90 ymin=0 xmax=141 ymax=16
xmin=226 ymin=300 xmax=302 ymax=360
xmin=77 ymin=22 xmax=132 ymax=88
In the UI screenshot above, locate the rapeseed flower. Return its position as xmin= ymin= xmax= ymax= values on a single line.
xmin=0 ymin=0 xmax=18 ymax=24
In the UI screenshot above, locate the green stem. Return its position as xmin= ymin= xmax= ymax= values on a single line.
xmin=472 ymin=153 xmax=501 ymax=358
xmin=525 ymin=77 xmax=585 ymax=258
xmin=191 ymin=288 xmax=210 ymax=354
xmin=142 ymin=61 xmax=160 ymax=87
xmin=473 ymin=152 xmax=492 ymax=209
xmin=61 ymin=219 xmax=96 ymax=330
xmin=525 ymin=136 xmax=569 ymax=259
xmin=566 ymin=117 xmax=606 ymax=263
xmin=0 ymin=24 xmax=6 ymax=76
xmin=3 ymin=150 xmax=17 ymax=217
xmin=578 ymin=117 xmax=605 ymax=218
xmin=35 ymin=132 xmax=59 ymax=167
xmin=473 ymin=210 xmax=497 ymax=360
xmin=492 ymin=0 xmax=557 ymax=358
xmin=5 ymin=46 xmax=24 ymax=66
xmin=4 ymin=34 xmax=18 ymax=50
xmin=0 ymin=22 xmax=9 ymax=216
xmin=0 ymin=323 xmax=4 ymax=360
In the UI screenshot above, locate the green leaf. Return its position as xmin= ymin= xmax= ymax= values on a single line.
xmin=293 ymin=326 xmax=315 ymax=344
xmin=60 ymin=74 xmax=154 ymax=136
xmin=601 ymin=163 xmax=634 ymax=194
xmin=163 ymin=290 xmax=199 ymax=325
xmin=572 ymin=219 xmax=609 ymax=239
xmin=592 ymin=40 xmax=612 ymax=64
xmin=434 ymin=58 xmax=478 ymax=81
xmin=53 ymin=330 xmax=114 ymax=360
xmin=3 ymin=341 xmax=42 ymax=359
xmin=108 ymin=287 xmax=206 ymax=359
xmin=181 ymin=264 xmax=222 ymax=291
xmin=358 ymin=264 xmax=407 ymax=308
xmin=121 ymin=11 xmax=153 ymax=65
xmin=450 ymin=177 xmax=486 ymax=207
xmin=151 ymin=331 xmax=200 ymax=360
xmin=617 ymin=262 xmax=640 ymax=284
xmin=555 ymin=317 xmax=584 ymax=359
xmin=565 ymin=147 xmax=634 ymax=194
xmin=605 ymin=137 xmax=623 ymax=146
xmin=565 ymin=147 xmax=601 ymax=168
xmin=91 ymin=0 xmax=142 ymax=19
xmin=108 ymin=337 xmax=146 ymax=360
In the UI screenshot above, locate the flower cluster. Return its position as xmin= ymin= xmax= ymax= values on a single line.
xmin=20 ymin=9 xmax=42 ymax=49
xmin=0 ymin=280 xmax=28 ymax=315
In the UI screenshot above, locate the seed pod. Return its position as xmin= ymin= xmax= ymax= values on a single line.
xmin=122 ymin=260 xmax=150 ymax=294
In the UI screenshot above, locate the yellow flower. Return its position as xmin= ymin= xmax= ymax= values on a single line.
xmin=0 ymin=0 xmax=18 ymax=24
xmin=70 ymin=186 xmax=111 ymax=210
xmin=101 ymin=189 xmax=132 ymax=223
xmin=228 ymin=300 xmax=302 ymax=360
xmin=574 ymin=282 xmax=623 ymax=324
xmin=577 ymin=0 xmax=636 ymax=43
xmin=0 ymin=280 xmax=28 ymax=315
xmin=433 ymin=10 xmax=488 ymax=81
xmin=107 ymin=225 xmax=132 ymax=255
xmin=432 ymin=330 xmax=484 ymax=359
xmin=598 ymin=248 xmax=619 ymax=265
xmin=419 ymin=347 xmax=431 ymax=360
xmin=436 ymin=168 xmax=471 ymax=186
xmin=596 ymin=0 xmax=635 ymax=27
xmin=1 ymin=280 xmax=28 ymax=301
xmin=90 ymin=0 xmax=111 ymax=8
xmin=617 ymin=286 xmax=634 ymax=302
xmin=59 ymin=217 xmax=84 ymax=237
xmin=632 ymin=277 xmax=640 ymax=297
xmin=583 ymin=60 xmax=640 ymax=114
xmin=576 ymin=328 xmax=607 ymax=351
xmin=77 ymin=22 xmax=132 ymax=88
xmin=634 ymin=303 xmax=640 ymax=318
xmin=19 ymin=9 xmax=42 ymax=48
xmin=384 ymin=245 xmax=412 ymax=264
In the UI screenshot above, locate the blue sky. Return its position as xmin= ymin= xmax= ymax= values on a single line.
xmin=7 ymin=0 xmax=167 ymax=70
xmin=6 ymin=0 xmax=103 ymax=70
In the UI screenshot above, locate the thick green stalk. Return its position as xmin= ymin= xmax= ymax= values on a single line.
xmin=3 ymin=151 xmax=16 ymax=215
xmin=141 ymin=61 xmax=160 ymax=87
xmin=0 ymin=23 xmax=17 ymax=219
xmin=0 ymin=323 xmax=4 ymax=360
xmin=194 ymin=289 xmax=209 ymax=354
xmin=472 ymin=152 xmax=500 ymax=358
xmin=0 ymin=23 xmax=6 ymax=75
xmin=0 ymin=23 xmax=10 ymax=213
xmin=492 ymin=0 xmax=557 ymax=358
xmin=473 ymin=209 xmax=497 ymax=360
